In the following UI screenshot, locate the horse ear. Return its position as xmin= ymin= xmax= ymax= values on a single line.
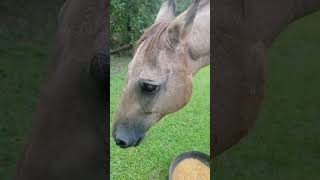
xmin=155 ymin=0 xmax=176 ymax=23
xmin=166 ymin=0 xmax=200 ymax=45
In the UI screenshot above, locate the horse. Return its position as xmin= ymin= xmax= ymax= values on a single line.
xmin=14 ymin=0 xmax=108 ymax=179
xmin=112 ymin=0 xmax=210 ymax=148
xmin=212 ymin=0 xmax=320 ymax=156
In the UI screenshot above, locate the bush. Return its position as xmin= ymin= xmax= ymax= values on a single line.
xmin=111 ymin=0 xmax=192 ymax=49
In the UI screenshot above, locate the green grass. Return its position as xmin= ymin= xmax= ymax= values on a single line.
xmin=0 ymin=39 xmax=49 ymax=179
xmin=214 ymin=12 xmax=320 ymax=179
xmin=110 ymin=56 xmax=210 ymax=179
xmin=0 ymin=3 xmax=63 ymax=178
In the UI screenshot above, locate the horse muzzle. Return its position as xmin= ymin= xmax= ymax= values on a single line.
xmin=112 ymin=123 xmax=146 ymax=148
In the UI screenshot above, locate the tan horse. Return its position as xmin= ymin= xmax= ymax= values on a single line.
xmin=112 ymin=0 xmax=210 ymax=148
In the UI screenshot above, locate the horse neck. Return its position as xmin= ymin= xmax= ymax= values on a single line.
xmin=186 ymin=1 xmax=210 ymax=75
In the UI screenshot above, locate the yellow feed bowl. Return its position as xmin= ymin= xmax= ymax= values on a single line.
xmin=169 ymin=151 xmax=210 ymax=180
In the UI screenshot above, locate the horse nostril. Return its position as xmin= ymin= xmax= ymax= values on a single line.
xmin=115 ymin=138 xmax=128 ymax=148
xmin=113 ymin=124 xmax=145 ymax=148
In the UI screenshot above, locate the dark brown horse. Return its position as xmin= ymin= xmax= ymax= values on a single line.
xmin=14 ymin=0 xmax=108 ymax=179
xmin=213 ymin=0 xmax=320 ymax=156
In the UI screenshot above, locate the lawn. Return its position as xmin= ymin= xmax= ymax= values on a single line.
xmin=0 ymin=2 xmax=59 ymax=178
xmin=0 ymin=39 xmax=49 ymax=179
xmin=214 ymin=12 xmax=320 ymax=179
xmin=110 ymin=56 xmax=210 ymax=179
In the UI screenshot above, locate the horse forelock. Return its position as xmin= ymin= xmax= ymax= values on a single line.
xmin=134 ymin=21 xmax=177 ymax=64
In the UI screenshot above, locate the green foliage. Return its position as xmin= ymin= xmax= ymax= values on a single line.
xmin=111 ymin=0 xmax=158 ymax=48
xmin=111 ymin=0 xmax=192 ymax=49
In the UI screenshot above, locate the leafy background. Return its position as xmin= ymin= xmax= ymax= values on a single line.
xmin=110 ymin=0 xmax=192 ymax=49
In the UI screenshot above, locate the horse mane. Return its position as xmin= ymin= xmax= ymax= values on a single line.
xmin=134 ymin=21 xmax=172 ymax=59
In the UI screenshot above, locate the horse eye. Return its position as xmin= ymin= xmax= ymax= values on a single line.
xmin=142 ymin=83 xmax=159 ymax=93
xmin=138 ymin=80 xmax=160 ymax=94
